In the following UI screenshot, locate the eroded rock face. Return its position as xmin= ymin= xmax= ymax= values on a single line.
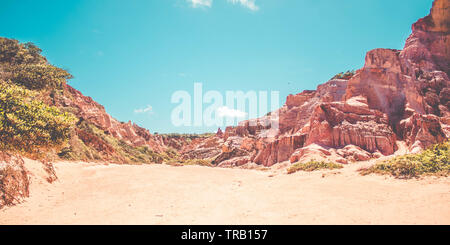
xmin=180 ymin=136 xmax=224 ymax=160
xmin=0 ymin=153 xmax=62 ymax=208
xmin=253 ymin=135 xmax=306 ymax=166
xmin=0 ymin=153 xmax=29 ymax=208
xmin=183 ymin=0 xmax=449 ymax=167
xmin=55 ymin=84 xmax=167 ymax=153
xmin=409 ymin=0 xmax=450 ymax=75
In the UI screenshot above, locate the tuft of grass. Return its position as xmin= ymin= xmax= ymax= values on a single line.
xmin=359 ymin=141 xmax=449 ymax=179
xmin=287 ymin=160 xmax=343 ymax=174
xmin=165 ymin=158 xmax=213 ymax=167
xmin=181 ymin=159 xmax=213 ymax=167
xmin=331 ymin=70 xmax=355 ymax=80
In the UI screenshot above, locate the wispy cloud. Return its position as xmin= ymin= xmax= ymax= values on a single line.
xmin=185 ymin=0 xmax=259 ymax=11
xmin=227 ymin=0 xmax=259 ymax=11
xmin=134 ymin=105 xmax=153 ymax=115
xmin=186 ymin=0 xmax=212 ymax=8
xmin=217 ymin=106 xmax=247 ymax=118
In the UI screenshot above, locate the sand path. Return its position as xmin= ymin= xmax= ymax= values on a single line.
xmin=1 ymin=159 xmax=449 ymax=225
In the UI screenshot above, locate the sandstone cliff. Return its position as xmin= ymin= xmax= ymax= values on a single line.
xmin=183 ymin=0 xmax=450 ymax=167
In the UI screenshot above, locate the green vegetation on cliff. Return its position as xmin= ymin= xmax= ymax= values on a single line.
xmin=6 ymin=64 xmax=73 ymax=90
xmin=0 ymin=38 xmax=46 ymax=65
xmin=58 ymin=120 xmax=174 ymax=164
xmin=331 ymin=70 xmax=355 ymax=80
xmin=0 ymin=81 xmax=76 ymax=153
xmin=0 ymin=37 xmax=72 ymax=91
xmin=0 ymin=37 xmax=76 ymax=154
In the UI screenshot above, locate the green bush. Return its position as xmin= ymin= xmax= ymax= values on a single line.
xmin=287 ymin=160 xmax=343 ymax=174
xmin=359 ymin=141 xmax=450 ymax=178
xmin=0 ymin=38 xmax=45 ymax=65
xmin=0 ymin=81 xmax=76 ymax=152
xmin=331 ymin=70 xmax=355 ymax=80
xmin=0 ymin=38 xmax=72 ymax=90
xmin=6 ymin=64 xmax=72 ymax=90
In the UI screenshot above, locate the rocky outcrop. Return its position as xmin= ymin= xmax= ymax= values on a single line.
xmin=216 ymin=128 xmax=224 ymax=138
xmin=252 ymin=135 xmax=306 ymax=166
xmin=408 ymin=0 xmax=450 ymax=75
xmin=181 ymin=136 xmax=224 ymax=160
xmin=54 ymin=84 xmax=166 ymax=153
xmin=0 ymin=153 xmax=29 ymax=208
xmin=0 ymin=152 xmax=62 ymax=209
xmin=182 ymin=0 xmax=449 ymax=167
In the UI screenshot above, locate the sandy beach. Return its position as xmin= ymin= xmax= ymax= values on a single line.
xmin=0 ymin=158 xmax=449 ymax=225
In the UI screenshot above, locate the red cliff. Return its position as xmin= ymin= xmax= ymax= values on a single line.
xmin=183 ymin=0 xmax=450 ymax=166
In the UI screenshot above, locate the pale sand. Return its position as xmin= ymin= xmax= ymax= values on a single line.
xmin=0 ymin=158 xmax=449 ymax=225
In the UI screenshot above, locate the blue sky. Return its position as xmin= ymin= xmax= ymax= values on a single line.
xmin=0 ymin=0 xmax=433 ymax=133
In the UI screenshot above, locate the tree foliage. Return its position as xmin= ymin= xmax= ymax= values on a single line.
xmin=6 ymin=64 xmax=73 ymax=90
xmin=0 ymin=37 xmax=72 ymax=90
xmin=0 ymin=38 xmax=45 ymax=65
xmin=0 ymin=81 xmax=77 ymax=152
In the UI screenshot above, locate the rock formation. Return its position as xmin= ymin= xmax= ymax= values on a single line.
xmin=55 ymin=84 xmax=167 ymax=152
xmin=182 ymin=0 xmax=450 ymax=166
xmin=0 ymin=153 xmax=61 ymax=208
xmin=0 ymin=153 xmax=29 ymax=208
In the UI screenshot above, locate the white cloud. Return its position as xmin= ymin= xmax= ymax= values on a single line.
xmin=217 ymin=106 xmax=247 ymax=118
xmin=134 ymin=105 xmax=153 ymax=114
xmin=185 ymin=0 xmax=259 ymax=11
xmin=187 ymin=0 xmax=212 ymax=8
xmin=227 ymin=0 xmax=259 ymax=11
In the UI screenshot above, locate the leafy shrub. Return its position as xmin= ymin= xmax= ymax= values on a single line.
xmin=359 ymin=141 xmax=450 ymax=178
xmin=0 ymin=38 xmax=72 ymax=90
xmin=6 ymin=64 xmax=72 ymax=90
xmin=0 ymin=81 xmax=76 ymax=152
xmin=287 ymin=160 xmax=343 ymax=174
xmin=332 ymin=70 xmax=355 ymax=80
xmin=0 ymin=38 xmax=45 ymax=65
